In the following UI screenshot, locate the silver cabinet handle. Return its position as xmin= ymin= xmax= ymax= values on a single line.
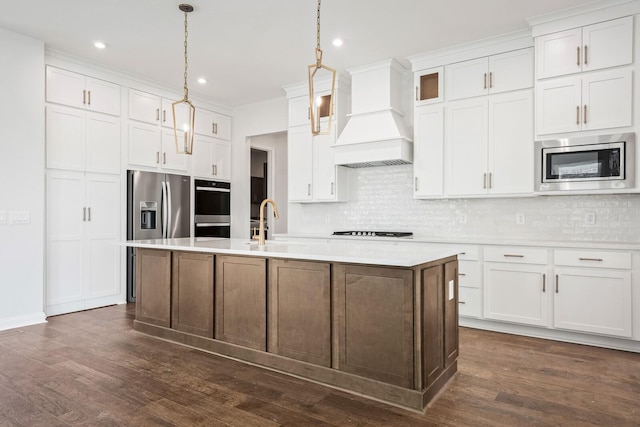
xmin=214 ymin=164 xmax=218 ymax=176
xmin=489 ymin=72 xmax=493 ymax=89
xmin=458 ymin=301 xmax=466 ymax=305
xmin=503 ymin=254 xmax=524 ymax=258
xmin=483 ymin=73 xmax=487 ymax=89
xmin=215 ymin=123 xmax=218 ymax=134
xmin=212 ymin=123 xmax=215 ymax=134
xmin=488 ymin=172 xmax=492 ymax=189
xmin=415 ymin=177 xmax=418 ymax=192
xmin=579 ymin=257 xmax=603 ymax=262
xmin=163 ymin=152 xmax=167 ymax=164
xmin=331 ymin=182 xmax=334 ymax=195
xmin=307 ymin=184 xmax=311 ymax=196
xmin=156 ymin=108 xmax=160 ymax=121
xmin=458 ymin=273 xmax=466 ymax=276
xmin=542 ymin=274 xmax=546 ymax=293
xmin=162 ymin=110 xmax=166 ymax=123
xmin=87 ymin=91 xmax=91 ymax=106
xmin=555 ymin=274 xmax=559 ymax=293
xmin=211 ymin=165 xmax=215 ymax=176
xmin=415 ymin=86 xmax=419 ymax=101
xmin=82 ymin=90 xmax=86 ymax=105
xmin=156 ymin=152 xmax=160 ymax=164
xmin=88 ymin=207 xmax=91 ymax=222
xmin=584 ymin=45 xmax=588 ymax=65
xmin=576 ymin=106 xmax=580 ymax=125
xmin=83 ymin=207 xmax=86 ymax=221
xmin=583 ymin=104 xmax=587 ymax=124
xmin=483 ymin=173 xmax=487 ymax=189
xmin=577 ymin=46 xmax=581 ymax=67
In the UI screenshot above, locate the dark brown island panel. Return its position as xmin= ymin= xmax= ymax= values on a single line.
xmin=133 ymin=247 xmax=458 ymax=411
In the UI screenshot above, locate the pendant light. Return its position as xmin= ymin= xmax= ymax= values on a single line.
xmin=308 ymin=0 xmax=336 ymax=136
xmin=173 ymin=4 xmax=196 ymax=155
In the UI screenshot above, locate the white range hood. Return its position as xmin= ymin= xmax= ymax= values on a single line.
xmin=334 ymin=59 xmax=413 ymax=168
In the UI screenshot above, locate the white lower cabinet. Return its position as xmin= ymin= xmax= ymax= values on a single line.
xmin=458 ymin=253 xmax=482 ymax=318
xmin=553 ymin=249 xmax=633 ymax=338
xmin=193 ymin=135 xmax=231 ymax=180
xmin=46 ymin=170 xmax=121 ymax=316
xmin=483 ymin=246 xmax=549 ymax=327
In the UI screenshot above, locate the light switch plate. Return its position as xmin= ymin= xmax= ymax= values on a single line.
xmin=0 ymin=211 xmax=6 ymax=224
xmin=9 ymin=211 xmax=30 ymax=224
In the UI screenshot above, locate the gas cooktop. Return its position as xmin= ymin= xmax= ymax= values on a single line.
xmin=332 ymin=231 xmax=413 ymax=238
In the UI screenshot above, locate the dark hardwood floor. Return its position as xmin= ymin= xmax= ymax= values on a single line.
xmin=0 ymin=304 xmax=638 ymax=426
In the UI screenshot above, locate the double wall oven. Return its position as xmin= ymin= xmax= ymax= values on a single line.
xmin=194 ymin=179 xmax=231 ymax=238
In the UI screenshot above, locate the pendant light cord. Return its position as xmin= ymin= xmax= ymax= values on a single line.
xmin=315 ymin=0 xmax=323 ymax=66
xmin=183 ymin=9 xmax=189 ymax=101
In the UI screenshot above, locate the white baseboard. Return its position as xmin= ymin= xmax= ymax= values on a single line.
xmin=0 ymin=312 xmax=47 ymax=332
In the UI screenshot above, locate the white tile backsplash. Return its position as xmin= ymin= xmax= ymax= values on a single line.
xmin=288 ymin=165 xmax=640 ymax=242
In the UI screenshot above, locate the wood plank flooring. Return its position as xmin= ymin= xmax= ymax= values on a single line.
xmin=0 ymin=304 xmax=638 ymax=426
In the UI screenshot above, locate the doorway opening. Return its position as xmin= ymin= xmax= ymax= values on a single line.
xmin=250 ymin=133 xmax=287 ymax=240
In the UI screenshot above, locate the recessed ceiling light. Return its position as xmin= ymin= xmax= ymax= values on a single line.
xmin=332 ymin=38 xmax=344 ymax=47
xmin=197 ymin=77 xmax=207 ymax=84
xmin=94 ymin=41 xmax=106 ymax=49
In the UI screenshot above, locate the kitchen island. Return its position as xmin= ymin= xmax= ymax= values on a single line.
xmin=126 ymin=237 xmax=460 ymax=411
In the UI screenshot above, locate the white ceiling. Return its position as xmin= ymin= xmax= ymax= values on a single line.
xmin=0 ymin=0 xmax=599 ymax=107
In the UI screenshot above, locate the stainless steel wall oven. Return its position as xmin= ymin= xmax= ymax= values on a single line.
xmin=194 ymin=179 xmax=231 ymax=238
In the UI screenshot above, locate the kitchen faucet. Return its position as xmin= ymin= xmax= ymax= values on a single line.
xmin=252 ymin=198 xmax=279 ymax=245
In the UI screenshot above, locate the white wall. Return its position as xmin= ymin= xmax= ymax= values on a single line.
xmin=289 ymin=165 xmax=640 ymax=243
xmin=230 ymin=96 xmax=288 ymax=238
xmin=0 ymin=28 xmax=46 ymax=330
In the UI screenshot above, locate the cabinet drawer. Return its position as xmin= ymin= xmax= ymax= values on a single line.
xmin=554 ymin=250 xmax=631 ymax=270
xmin=458 ymin=260 xmax=481 ymax=288
xmin=458 ymin=287 xmax=481 ymax=318
xmin=484 ymin=246 xmax=547 ymax=264
xmin=457 ymin=245 xmax=480 ymax=261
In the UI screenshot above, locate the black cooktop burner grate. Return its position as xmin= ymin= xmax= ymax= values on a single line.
xmin=332 ymin=231 xmax=413 ymax=238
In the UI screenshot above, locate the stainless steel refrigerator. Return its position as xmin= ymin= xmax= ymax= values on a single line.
xmin=126 ymin=170 xmax=191 ymax=302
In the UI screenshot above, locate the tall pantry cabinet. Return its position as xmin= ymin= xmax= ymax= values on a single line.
xmin=45 ymin=66 xmax=122 ymax=316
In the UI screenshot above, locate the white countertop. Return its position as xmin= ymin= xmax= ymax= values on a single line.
xmin=125 ymin=237 xmax=461 ymax=267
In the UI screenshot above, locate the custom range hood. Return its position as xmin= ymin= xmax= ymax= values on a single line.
xmin=334 ymin=59 xmax=413 ymax=168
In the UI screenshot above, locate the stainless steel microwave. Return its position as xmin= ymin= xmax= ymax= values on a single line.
xmin=535 ymin=133 xmax=635 ymax=192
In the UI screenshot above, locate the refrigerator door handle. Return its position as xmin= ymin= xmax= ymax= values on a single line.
xmin=166 ymin=180 xmax=173 ymax=238
xmin=161 ymin=181 xmax=168 ymax=238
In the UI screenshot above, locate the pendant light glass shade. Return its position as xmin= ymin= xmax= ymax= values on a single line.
xmin=172 ymin=99 xmax=195 ymax=154
xmin=174 ymin=4 xmax=195 ymax=155
xmin=308 ymin=0 xmax=335 ymax=136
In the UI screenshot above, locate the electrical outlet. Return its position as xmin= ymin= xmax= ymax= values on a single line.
xmin=0 ymin=211 xmax=5 ymax=224
xmin=585 ymin=212 xmax=596 ymax=225
xmin=458 ymin=213 xmax=467 ymax=224
xmin=516 ymin=213 xmax=526 ymax=225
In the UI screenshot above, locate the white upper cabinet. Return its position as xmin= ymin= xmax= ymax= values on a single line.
xmin=127 ymin=121 xmax=189 ymax=173
xmin=413 ymin=104 xmax=444 ymax=198
xmin=46 ymin=104 xmax=120 ymax=174
xmin=536 ymin=68 xmax=632 ymax=135
xmin=46 ymin=66 xmax=120 ymax=116
xmin=289 ymin=96 xmax=311 ymax=126
xmin=194 ymin=108 xmax=232 ymax=141
xmin=129 ymin=89 xmax=164 ymax=124
xmin=414 ymin=67 xmax=443 ymax=106
xmin=447 ymin=90 xmax=533 ymax=196
xmin=536 ymin=16 xmax=633 ymax=79
xmin=445 ymin=48 xmax=533 ymax=101
xmin=192 ymin=135 xmax=231 ymax=181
